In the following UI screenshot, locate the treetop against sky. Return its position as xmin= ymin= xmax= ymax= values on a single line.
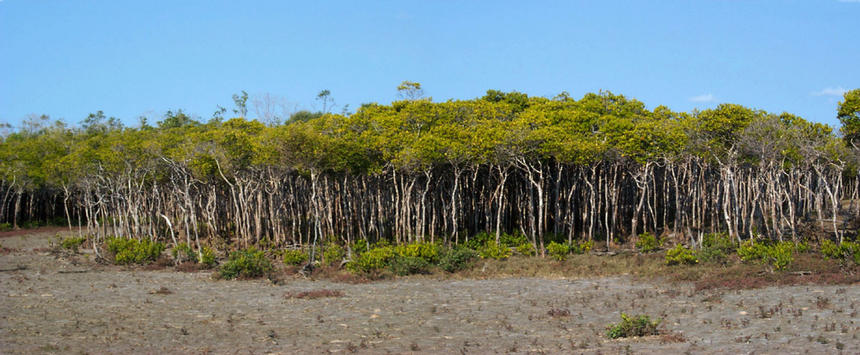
xmin=0 ymin=1 xmax=858 ymax=128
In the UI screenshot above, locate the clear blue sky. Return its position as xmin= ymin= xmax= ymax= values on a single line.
xmin=1 ymin=0 xmax=858 ymax=128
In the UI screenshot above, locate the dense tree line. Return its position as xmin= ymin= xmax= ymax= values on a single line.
xmin=2 ymin=88 xmax=859 ymax=255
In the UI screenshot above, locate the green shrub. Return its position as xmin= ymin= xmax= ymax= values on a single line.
xmin=515 ymin=242 xmax=536 ymax=256
xmin=738 ymin=240 xmax=798 ymax=270
xmin=60 ymin=236 xmax=87 ymax=253
xmin=478 ymin=241 xmax=512 ymax=260
xmin=282 ymin=249 xmax=309 ymax=266
xmin=394 ymin=242 xmax=441 ymax=263
xmin=106 ymin=237 xmax=166 ymax=265
xmin=219 ymin=248 xmax=273 ymax=279
xmin=0 ymin=222 xmax=11 ymax=231
xmin=346 ymin=246 xmax=395 ymax=273
xmin=665 ymin=244 xmax=698 ymax=265
xmin=172 ymin=242 xmax=196 ymax=262
xmin=323 ymin=242 xmax=346 ymax=265
xmin=606 ymin=313 xmax=660 ymax=339
xmin=500 ymin=232 xmax=529 ymax=247
xmin=546 ymin=241 xmax=571 ymax=261
xmin=821 ymin=239 xmax=860 ymax=264
xmin=698 ymin=233 xmax=736 ymax=262
xmin=350 ymin=239 xmax=369 ymax=255
xmin=570 ymin=240 xmax=593 ymax=255
xmin=438 ymin=247 xmax=477 ymax=272
xmin=199 ymin=246 xmax=216 ymax=267
xmin=635 ymin=232 xmax=663 ymax=253
xmin=464 ymin=232 xmax=493 ymax=250
xmin=388 ymin=255 xmax=431 ymax=276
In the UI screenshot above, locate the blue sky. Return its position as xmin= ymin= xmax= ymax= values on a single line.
xmin=1 ymin=0 xmax=858 ymax=128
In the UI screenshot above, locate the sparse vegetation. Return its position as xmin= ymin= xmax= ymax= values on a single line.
xmin=636 ymin=232 xmax=662 ymax=253
xmin=606 ymin=313 xmax=660 ymax=339
xmin=282 ymin=249 xmax=309 ymax=266
xmin=60 ymin=236 xmax=87 ymax=253
xmin=665 ymin=244 xmax=698 ymax=265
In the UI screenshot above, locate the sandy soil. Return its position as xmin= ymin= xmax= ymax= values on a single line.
xmin=1 ymin=231 xmax=858 ymax=354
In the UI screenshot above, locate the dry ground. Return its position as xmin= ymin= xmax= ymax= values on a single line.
xmin=1 ymin=231 xmax=858 ymax=354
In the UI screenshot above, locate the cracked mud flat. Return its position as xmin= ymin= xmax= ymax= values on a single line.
xmin=1 ymin=232 xmax=858 ymax=354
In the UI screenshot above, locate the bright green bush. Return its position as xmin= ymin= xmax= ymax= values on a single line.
xmin=346 ymin=246 xmax=395 ymax=273
xmin=219 ymin=248 xmax=272 ymax=279
xmin=500 ymin=232 xmax=529 ymax=248
xmin=106 ymin=237 xmax=165 ymax=265
xmin=570 ymin=240 xmax=593 ymax=254
xmin=821 ymin=239 xmax=860 ymax=265
xmin=60 ymin=236 xmax=87 ymax=253
xmin=606 ymin=313 xmax=660 ymax=339
xmin=199 ymin=246 xmax=216 ymax=267
xmin=394 ymin=242 xmax=441 ymax=263
xmin=478 ymin=241 xmax=512 ymax=260
xmin=350 ymin=239 xmax=369 ymax=255
xmin=635 ymin=232 xmax=662 ymax=253
xmin=515 ymin=242 xmax=536 ymax=256
xmin=464 ymin=232 xmax=493 ymax=250
xmin=546 ymin=241 xmax=571 ymax=261
xmin=282 ymin=249 xmax=309 ymax=266
xmin=738 ymin=240 xmax=800 ymax=270
xmin=438 ymin=247 xmax=477 ymax=272
xmin=665 ymin=244 xmax=698 ymax=265
xmin=698 ymin=233 xmax=736 ymax=262
xmin=388 ymin=255 xmax=431 ymax=276
xmin=323 ymin=242 xmax=346 ymax=264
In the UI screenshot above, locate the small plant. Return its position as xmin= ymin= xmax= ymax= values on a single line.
xmin=172 ymin=242 xmax=196 ymax=263
xmin=635 ymin=232 xmax=663 ymax=253
xmin=282 ymin=249 xmax=309 ymax=266
xmin=665 ymin=244 xmax=698 ymax=265
xmin=219 ymin=248 xmax=273 ymax=279
xmin=515 ymin=242 xmax=536 ymax=256
xmin=478 ymin=241 xmax=512 ymax=260
xmin=438 ymin=247 xmax=477 ymax=272
xmin=106 ymin=237 xmax=166 ymax=265
xmin=821 ymin=239 xmax=859 ymax=264
xmin=198 ymin=246 xmax=216 ymax=267
xmin=0 ymin=222 xmax=12 ymax=231
xmin=388 ymin=255 xmax=431 ymax=276
xmin=346 ymin=246 xmax=395 ymax=273
xmin=284 ymin=289 xmax=344 ymax=299
xmin=738 ymin=240 xmax=798 ymax=270
xmin=464 ymin=232 xmax=494 ymax=251
xmin=394 ymin=242 xmax=441 ymax=263
xmin=323 ymin=242 xmax=346 ymax=265
xmin=546 ymin=241 xmax=571 ymax=261
xmin=698 ymin=232 xmax=736 ymax=262
xmin=60 ymin=236 xmax=87 ymax=253
xmin=606 ymin=313 xmax=660 ymax=339
xmin=573 ymin=240 xmax=594 ymax=254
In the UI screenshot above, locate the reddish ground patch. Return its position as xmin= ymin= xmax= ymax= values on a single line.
xmin=0 ymin=226 xmax=79 ymax=239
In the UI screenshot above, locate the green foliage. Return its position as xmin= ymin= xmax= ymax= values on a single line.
xmin=323 ymin=242 xmax=346 ymax=265
xmin=350 ymin=239 xmax=369 ymax=255
xmin=199 ymin=246 xmax=216 ymax=267
xmin=606 ymin=313 xmax=660 ymax=339
xmin=346 ymin=246 xmax=395 ymax=273
xmin=821 ymin=239 xmax=860 ymax=265
xmin=464 ymin=232 xmax=493 ymax=251
xmin=388 ymin=255 xmax=431 ymax=276
xmin=575 ymin=240 xmax=594 ymax=254
xmin=697 ymin=232 xmax=736 ymax=262
xmin=838 ymin=89 xmax=860 ymax=145
xmin=665 ymin=244 xmax=698 ymax=265
xmin=394 ymin=242 xmax=441 ymax=263
xmin=0 ymin=222 xmax=12 ymax=231
xmin=172 ymin=242 xmax=216 ymax=267
xmin=635 ymin=232 xmax=662 ymax=253
xmin=282 ymin=249 xmax=309 ymax=266
xmin=60 ymin=236 xmax=86 ymax=253
xmin=515 ymin=242 xmax=536 ymax=256
xmin=219 ymin=248 xmax=272 ymax=279
xmin=499 ymin=231 xmax=529 ymax=247
xmin=106 ymin=237 xmax=165 ymax=265
xmin=738 ymin=240 xmax=801 ymax=270
xmin=546 ymin=241 xmax=571 ymax=261
xmin=438 ymin=247 xmax=477 ymax=272
xmin=478 ymin=241 xmax=512 ymax=260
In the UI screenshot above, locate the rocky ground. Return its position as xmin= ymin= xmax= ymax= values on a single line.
xmin=1 ymin=231 xmax=857 ymax=354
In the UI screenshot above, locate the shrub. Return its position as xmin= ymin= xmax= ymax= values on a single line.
xmin=546 ymin=241 xmax=571 ymax=261
xmin=346 ymin=246 xmax=395 ymax=273
xmin=0 ymin=222 xmax=11 ymax=231
xmin=394 ymin=242 xmax=440 ymax=263
xmin=570 ymin=240 xmax=593 ymax=255
xmin=60 ymin=236 xmax=87 ymax=253
xmin=219 ymin=248 xmax=273 ymax=279
xmin=738 ymin=240 xmax=802 ymax=270
xmin=665 ymin=244 xmax=698 ymax=265
xmin=172 ymin=242 xmax=196 ymax=263
xmin=464 ymin=232 xmax=493 ymax=250
xmin=821 ymin=239 xmax=860 ymax=265
xmin=106 ymin=237 xmax=166 ymax=265
xmin=635 ymin=232 xmax=662 ymax=253
xmin=500 ymin=232 xmax=529 ymax=248
xmin=323 ymin=242 xmax=346 ymax=265
xmin=282 ymin=249 xmax=309 ymax=266
xmin=698 ymin=233 xmax=736 ymax=262
xmin=438 ymin=247 xmax=477 ymax=272
xmin=606 ymin=313 xmax=660 ymax=339
xmin=388 ymin=255 xmax=431 ymax=276
xmin=199 ymin=246 xmax=216 ymax=267
xmin=478 ymin=241 xmax=512 ymax=260
xmin=515 ymin=242 xmax=536 ymax=256
xmin=350 ymin=239 xmax=369 ymax=255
